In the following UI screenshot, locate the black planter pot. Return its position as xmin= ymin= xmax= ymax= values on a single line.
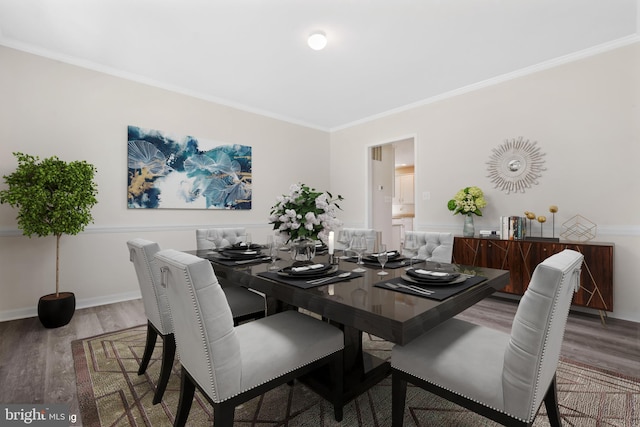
xmin=37 ymin=292 xmax=76 ymax=328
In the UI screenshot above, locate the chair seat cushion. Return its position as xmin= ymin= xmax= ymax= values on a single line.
xmin=392 ymin=317 xmax=510 ymax=411
xmin=236 ymin=310 xmax=344 ymax=391
xmin=222 ymin=286 xmax=264 ymax=318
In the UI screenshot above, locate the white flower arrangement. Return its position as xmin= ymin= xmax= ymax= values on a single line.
xmin=269 ymin=183 xmax=343 ymax=243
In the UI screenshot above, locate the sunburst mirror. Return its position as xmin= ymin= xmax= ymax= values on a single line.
xmin=486 ymin=137 xmax=546 ymax=194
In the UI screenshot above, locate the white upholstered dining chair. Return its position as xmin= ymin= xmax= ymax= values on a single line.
xmin=127 ymin=238 xmax=175 ymax=405
xmin=195 ymin=227 xmax=267 ymax=312
xmin=127 ymin=239 xmax=266 ymax=404
xmin=195 ymin=227 xmax=246 ymax=250
xmin=154 ymin=249 xmax=345 ymax=427
xmin=391 ymin=249 xmax=584 ymax=427
xmin=335 ymin=228 xmax=379 ymax=253
xmin=401 ymin=231 xmax=454 ymax=263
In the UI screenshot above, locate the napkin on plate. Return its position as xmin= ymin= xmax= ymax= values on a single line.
xmin=291 ymin=264 xmax=325 ymax=272
xmin=413 ymin=269 xmax=449 ymax=277
xmin=371 ymin=251 xmax=397 ymax=257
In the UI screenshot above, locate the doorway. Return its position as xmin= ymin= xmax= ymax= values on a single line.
xmin=368 ymin=137 xmax=415 ymax=250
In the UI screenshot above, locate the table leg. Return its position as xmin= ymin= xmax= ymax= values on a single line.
xmin=299 ymin=322 xmax=391 ymax=405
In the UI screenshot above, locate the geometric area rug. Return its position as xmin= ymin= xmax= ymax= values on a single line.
xmin=73 ymin=325 xmax=640 ymax=427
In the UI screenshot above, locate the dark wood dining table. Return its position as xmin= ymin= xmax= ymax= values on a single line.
xmin=190 ymin=249 xmax=510 ymax=406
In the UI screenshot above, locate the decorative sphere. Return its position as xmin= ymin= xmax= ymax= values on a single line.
xmin=526 ymin=212 xmax=536 ymax=220
xmin=508 ymin=159 xmax=521 ymax=171
xmin=537 ymin=216 xmax=547 ymax=223
xmin=549 ymin=205 xmax=558 ymax=213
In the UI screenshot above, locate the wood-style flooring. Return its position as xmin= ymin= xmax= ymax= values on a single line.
xmin=0 ymin=296 xmax=638 ymax=422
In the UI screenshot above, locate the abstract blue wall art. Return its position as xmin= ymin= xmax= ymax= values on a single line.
xmin=127 ymin=125 xmax=252 ymax=209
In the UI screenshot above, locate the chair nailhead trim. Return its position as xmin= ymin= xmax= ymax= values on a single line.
xmin=392 ymin=366 xmax=529 ymax=423
xmin=214 ymin=348 xmax=343 ymax=403
xmin=174 ymin=260 xmax=343 ymax=404
xmin=183 ymin=269 xmax=220 ymax=402
xmin=390 ymin=260 xmax=580 ymax=424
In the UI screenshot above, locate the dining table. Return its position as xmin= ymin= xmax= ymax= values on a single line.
xmin=189 ymin=248 xmax=510 ymax=406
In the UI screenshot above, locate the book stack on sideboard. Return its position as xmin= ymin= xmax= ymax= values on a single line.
xmin=499 ymin=216 xmax=526 ymax=240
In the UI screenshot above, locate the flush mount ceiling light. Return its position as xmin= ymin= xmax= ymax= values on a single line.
xmin=307 ymin=31 xmax=327 ymax=50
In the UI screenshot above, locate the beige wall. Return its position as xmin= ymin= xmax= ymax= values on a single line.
xmin=330 ymin=42 xmax=640 ymax=322
xmin=0 ymin=46 xmax=330 ymax=319
xmin=2 ymin=42 xmax=639 ymax=323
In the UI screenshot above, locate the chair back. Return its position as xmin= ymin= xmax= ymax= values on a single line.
xmin=196 ymin=227 xmax=246 ymax=250
xmin=402 ymin=231 xmax=454 ymax=263
xmin=127 ymin=238 xmax=173 ymax=335
xmin=155 ymin=249 xmax=241 ymax=403
xmin=336 ymin=228 xmax=379 ymax=252
xmin=502 ymin=249 xmax=583 ymax=421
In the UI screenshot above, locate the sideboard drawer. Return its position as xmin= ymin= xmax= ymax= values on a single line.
xmin=452 ymin=237 xmax=613 ymax=311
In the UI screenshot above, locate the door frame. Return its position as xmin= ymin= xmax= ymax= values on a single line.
xmin=365 ymin=134 xmax=417 ymax=239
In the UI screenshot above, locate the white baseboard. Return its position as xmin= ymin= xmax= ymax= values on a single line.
xmin=0 ymin=291 xmax=142 ymax=322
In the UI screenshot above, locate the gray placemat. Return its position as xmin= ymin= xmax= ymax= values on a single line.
xmin=374 ymin=275 xmax=486 ymax=301
xmin=258 ymin=270 xmax=364 ymax=289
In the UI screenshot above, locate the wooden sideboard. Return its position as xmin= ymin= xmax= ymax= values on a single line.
xmin=452 ymin=237 xmax=613 ymax=312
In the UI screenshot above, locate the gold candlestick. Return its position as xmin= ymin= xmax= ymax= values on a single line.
xmin=537 ymin=215 xmax=547 ymax=238
xmin=524 ymin=211 xmax=536 ymax=237
xmin=549 ymin=205 xmax=558 ymax=239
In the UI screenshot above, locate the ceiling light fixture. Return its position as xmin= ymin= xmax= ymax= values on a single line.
xmin=307 ymin=31 xmax=327 ymax=50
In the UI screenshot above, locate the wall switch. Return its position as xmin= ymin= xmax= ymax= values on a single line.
xmin=422 ymin=191 xmax=431 ymax=200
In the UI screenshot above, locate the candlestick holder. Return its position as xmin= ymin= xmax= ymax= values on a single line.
xmin=523 ymin=208 xmax=559 ymax=242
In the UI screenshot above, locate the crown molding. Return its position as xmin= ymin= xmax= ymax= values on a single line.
xmin=331 ymin=35 xmax=640 ymax=132
xmin=0 ymin=39 xmax=331 ymax=132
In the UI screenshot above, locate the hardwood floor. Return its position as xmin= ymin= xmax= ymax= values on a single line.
xmin=0 ymin=299 xmax=147 ymax=418
xmin=457 ymin=296 xmax=640 ymax=377
xmin=0 ymin=296 xmax=638 ymax=423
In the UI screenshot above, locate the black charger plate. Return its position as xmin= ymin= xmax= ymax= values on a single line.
xmin=277 ymin=264 xmax=336 ymax=279
xmin=219 ymin=249 xmax=263 ymax=260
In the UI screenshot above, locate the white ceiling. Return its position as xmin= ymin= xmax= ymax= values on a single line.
xmin=0 ymin=0 xmax=638 ymax=131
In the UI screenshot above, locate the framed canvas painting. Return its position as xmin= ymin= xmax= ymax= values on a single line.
xmin=127 ymin=125 xmax=252 ymax=209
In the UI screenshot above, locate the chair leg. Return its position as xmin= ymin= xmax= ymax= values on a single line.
xmin=138 ymin=321 xmax=158 ymax=375
xmin=152 ymin=333 xmax=176 ymax=404
xmin=544 ymin=374 xmax=562 ymax=427
xmin=392 ymin=373 xmax=408 ymax=427
xmin=213 ymin=401 xmax=235 ymax=427
xmin=329 ymin=353 xmax=344 ymax=422
xmin=173 ymin=367 xmax=196 ymax=427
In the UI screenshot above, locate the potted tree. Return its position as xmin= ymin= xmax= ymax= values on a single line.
xmin=0 ymin=152 xmax=98 ymax=328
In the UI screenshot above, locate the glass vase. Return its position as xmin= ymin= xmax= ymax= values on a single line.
xmin=290 ymin=237 xmax=316 ymax=263
xmin=463 ymin=214 xmax=475 ymax=237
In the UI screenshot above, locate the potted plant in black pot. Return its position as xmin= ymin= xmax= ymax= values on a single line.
xmin=0 ymin=152 xmax=98 ymax=328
